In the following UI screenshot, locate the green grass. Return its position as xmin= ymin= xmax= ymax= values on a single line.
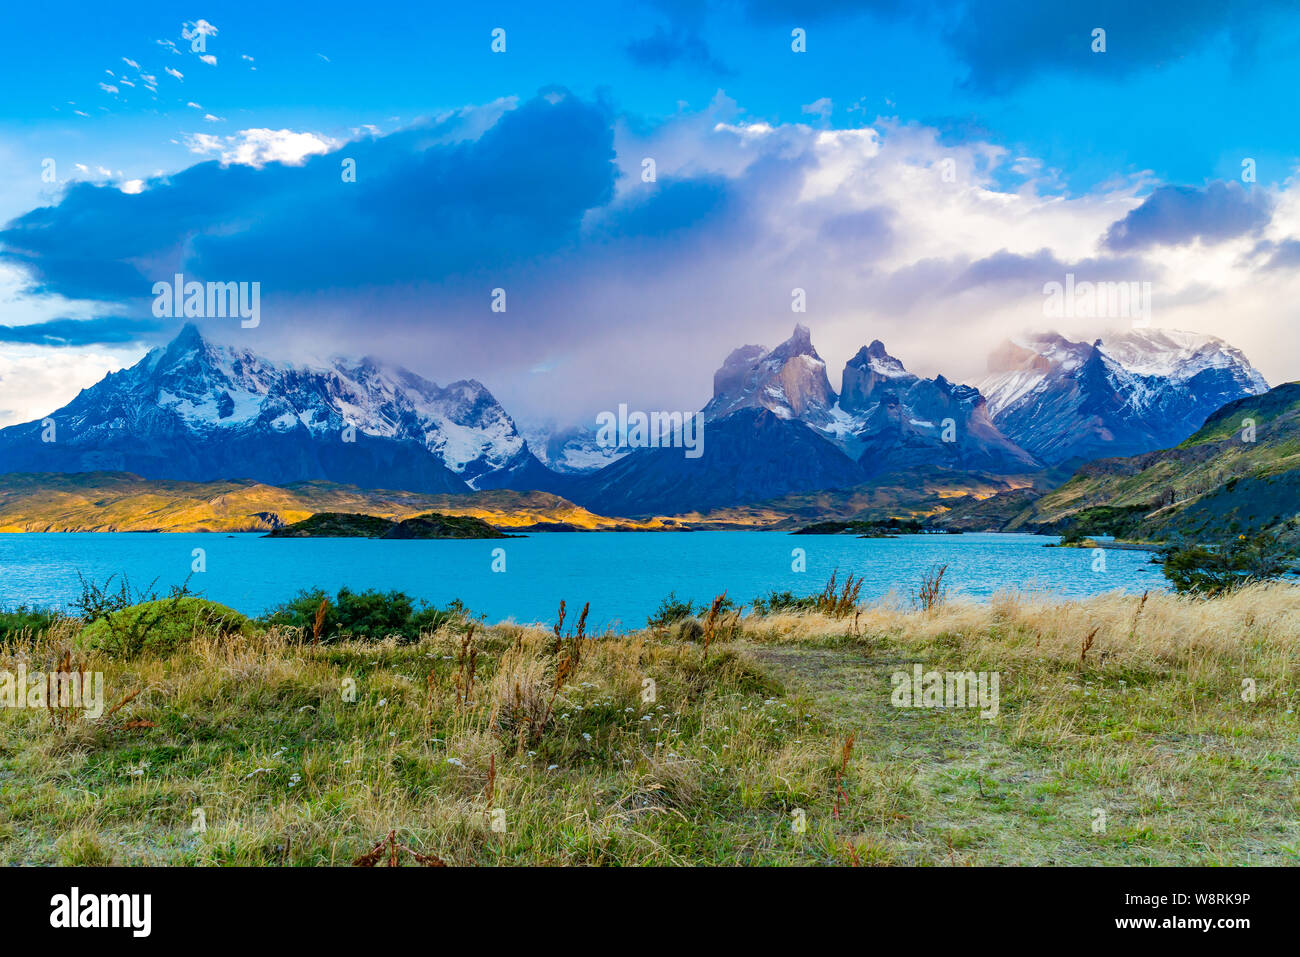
xmin=1 ymin=584 xmax=1298 ymax=865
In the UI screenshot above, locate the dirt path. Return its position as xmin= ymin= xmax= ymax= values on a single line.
xmin=736 ymin=643 xmax=888 ymax=731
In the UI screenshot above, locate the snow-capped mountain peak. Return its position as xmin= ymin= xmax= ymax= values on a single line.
xmin=0 ymin=323 xmax=550 ymax=493
xmin=1095 ymin=329 xmax=1269 ymax=390
xmin=978 ymin=328 xmax=1268 ymax=464
xmin=704 ymin=324 xmax=837 ymax=425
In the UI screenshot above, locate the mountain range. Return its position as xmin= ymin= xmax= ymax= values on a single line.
xmin=997 ymin=381 xmax=1300 ymax=551
xmin=0 ymin=323 xmax=554 ymax=494
xmin=980 ymin=329 xmax=1269 ymax=466
xmin=0 ymin=321 xmax=1270 ymax=519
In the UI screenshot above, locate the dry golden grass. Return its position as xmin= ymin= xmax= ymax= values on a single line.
xmin=1 ymin=583 xmax=1297 ymax=865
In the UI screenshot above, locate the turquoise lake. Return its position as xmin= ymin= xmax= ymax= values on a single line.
xmin=0 ymin=531 xmax=1166 ymax=628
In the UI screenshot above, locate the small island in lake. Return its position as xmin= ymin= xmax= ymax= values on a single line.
xmin=265 ymin=511 xmax=519 ymax=539
xmin=792 ymin=518 xmax=946 ymax=537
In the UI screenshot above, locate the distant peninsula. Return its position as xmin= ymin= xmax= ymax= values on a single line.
xmin=265 ymin=511 xmax=519 ymax=539
xmin=793 ymin=518 xmax=931 ymax=536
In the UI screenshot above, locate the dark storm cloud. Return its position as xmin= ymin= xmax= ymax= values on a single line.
xmin=1103 ymin=182 xmax=1273 ymax=252
xmin=738 ymin=0 xmax=1293 ymax=92
xmin=626 ymin=25 xmax=734 ymax=75
xmin=0 ymin=91 xmax=619 ymax=307
xmin=0 ymin=317 xmax=163 ymax=346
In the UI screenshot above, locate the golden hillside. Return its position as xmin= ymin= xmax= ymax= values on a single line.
xmin=0 ymin=472 xmax=658 ymax=533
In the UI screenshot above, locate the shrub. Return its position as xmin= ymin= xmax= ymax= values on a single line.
xmin=912 ymin=563 xmax=949 ymax=613
xmin=78 ymin=596 xmax=254 ymax=657
xmin=260 ymin=587 xmax=465 ymax=642
xmin=0 ymin=605 xmax=62 ymax=643
xmin=816 ymin=570 xmax=863 ymax=619
xmin=260 ymin=588 xmax=336 ymax=636
xmin=647 ymin=591 xmax=695 ymax=629
xmin=1058 ymin=526 xmax=1086 ymax=546
xmin=1162 ymin=531 xmax=1292 ymax=596
xmin=751 ymin=590 xmax=817 ymax=615
xmin=674 ymin=618 xmax=705 ymax=642
xmin=74 ymin=572 xmax=182 ymax=621
xmin=334 ymin=587 xmax=414 ymax=639
xmin=751 ymin=574 xmax=863 ymax=618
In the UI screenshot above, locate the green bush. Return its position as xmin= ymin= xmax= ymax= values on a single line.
xmin=1053 ymin=504 xmax=1151 ymax=542
xmin=78 ymin=597 xmax=254 ymax=657
xmin=647 ymin=591 xmax=695 ymax=629
xmin=260 ymin=587 xmax=464 ymax=642
xmin=751 ymin=590 xmax=817 ymax=615
xmin=1058 ymin=526 xmax=1086 ymax=546
xmin=1162 ymin=531 xmax=1292 ymax=596
xmin=260 ymin=587 xmax=335 ymax=634
xmin=0 ymin=605 xmax=62 ymax=642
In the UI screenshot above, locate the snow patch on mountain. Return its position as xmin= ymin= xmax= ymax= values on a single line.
xmin=26 ymin=323 xmax=545 ymax=490
xmin=706 ymin=327 xmax=1039 ymax=475
xmin=519 ymin=421 xmax=631 ymax=475
xmin=978 ymin=328 xmax=1269 ymax=464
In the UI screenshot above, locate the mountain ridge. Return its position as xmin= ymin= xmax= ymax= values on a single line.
xmin=0 ymin=322 xmax=556 ymax=495
xmin=996 ymin=380 xmax=1300 ymax=548
xmin=979 ymin=328 xmax=1268 ymax=466
xmin=0 ymin=322 xmax=1271 ymax=519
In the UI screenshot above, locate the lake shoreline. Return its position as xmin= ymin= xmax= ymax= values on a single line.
xmin=0 ymin=531 xmax=1171 ymax=625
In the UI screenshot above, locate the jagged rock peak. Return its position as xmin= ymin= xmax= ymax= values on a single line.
xmin=705 ymin=324 xmax=835 ymax=424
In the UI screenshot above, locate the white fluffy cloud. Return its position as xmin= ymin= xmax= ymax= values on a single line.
xmin=585 ymin=103 xmax=1300 ymax=406
xmin=182 ymin=128 xmax=339 ymax=168
xmin=0 ymin=347 xmax=134 ymax=425
xmin=5 ymin=96 xmax=1298 ymax=428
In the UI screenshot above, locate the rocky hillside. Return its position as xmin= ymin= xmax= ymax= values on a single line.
xmin=1004 ymin=381 xmax=1300 ymax=548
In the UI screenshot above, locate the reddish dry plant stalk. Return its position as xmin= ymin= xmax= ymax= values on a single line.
xmin=312 ymin=597 xmax=329 ymax=645
xmin=47 ymin=651 xmax=125 ymax=730
xmin=46 ymin=651 xmax=76 ymax=728
xmin=1080 ymin=626 xmax=1099 ymax=666
xmin=944 ymin=835 xmax=970 ymax=867
xmin=534 ymin=600 xmax=591 ymax=741
xmin=832 ymin=733 xmax=855 ymax=820
xmin=1129 ymin=590 xmax=1149 ymax=640
xmin=102 ymin=689 xmax=140 ymax=721
xmin=702 ymin=592 xmax=727 ymax=662
xmin=552 ymin=600 xmax=567 ymax=656
xmin=914 ymin=563 xmax=948 ymax=613
xmin=352 ymin=829 xmax=448 ymax=867
xmin=818 ymin=570 xmax=865 ymax=619
xmin=455 ymin=625 xmax=478 ymax=707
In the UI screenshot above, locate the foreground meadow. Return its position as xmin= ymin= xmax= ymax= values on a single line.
xmin=1 ymin=583 xmax=1298 ymax=865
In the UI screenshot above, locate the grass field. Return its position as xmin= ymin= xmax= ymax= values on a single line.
xmin=2 ymin=583 xmax=1298 ymax=865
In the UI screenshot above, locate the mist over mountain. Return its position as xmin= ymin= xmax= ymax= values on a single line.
xmin=0 ymin=323 xmax=553 ymax=494
xmin=979 ymin=329 xmax=1268 ymax=466
xmin=0 ymin=322 xmax=1270 ymax=518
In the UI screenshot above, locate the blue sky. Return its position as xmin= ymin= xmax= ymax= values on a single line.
xmin=1 ymin=1 xmax=1299 ymax=425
